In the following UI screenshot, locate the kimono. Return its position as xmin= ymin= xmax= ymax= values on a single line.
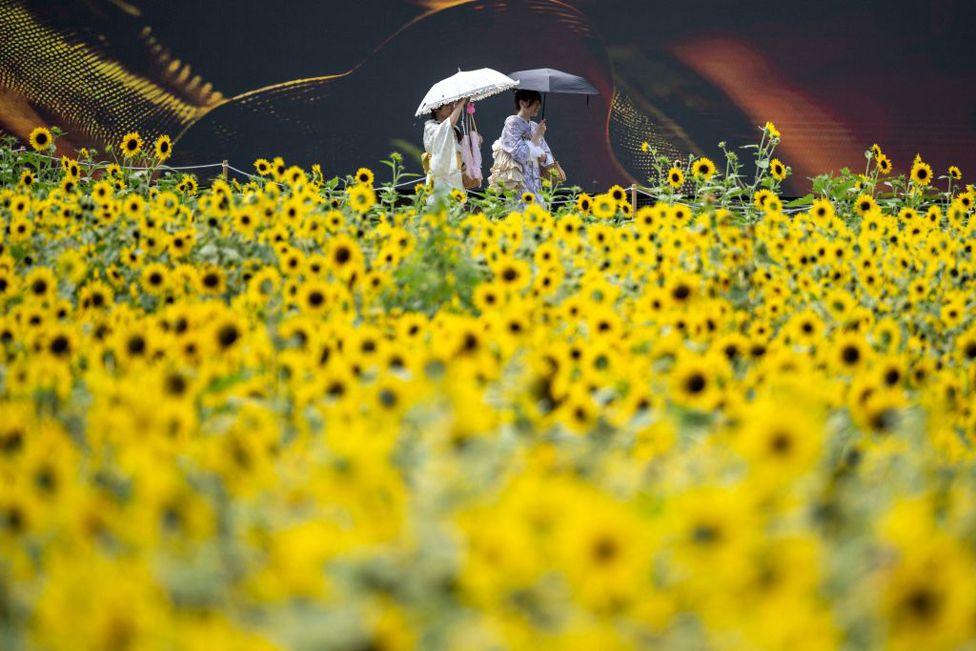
xmin=423 ymin=118 xmax=464 ymax=199
xmin=489 ymin=114 xmax=553 ymax=206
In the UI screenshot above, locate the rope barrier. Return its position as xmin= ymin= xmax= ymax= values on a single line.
xmin=392 ymin=177 xmax=424 ymax=189
xmin=4 ymin=146 xmax=938 ymax=216
xmin=9 ymin=147 xmax=230 ymax=174
xmin=630 ymin=185 xmax=815 ymax=214
xmin=224 ymin=164 xmax=261 ymax=180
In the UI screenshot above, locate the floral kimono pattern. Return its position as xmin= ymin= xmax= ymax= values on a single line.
xmin=489 ymin=114 xmax=553 ymax=206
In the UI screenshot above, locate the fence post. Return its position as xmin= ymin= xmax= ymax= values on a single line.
xmin=221 ymin=159 xmax=228 ymax=180
xmin=630 ymin=183 xmax=637 ymax=208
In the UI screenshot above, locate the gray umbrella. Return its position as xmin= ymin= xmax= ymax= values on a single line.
xmin=507 ymin=68 xmax=599 ymax=118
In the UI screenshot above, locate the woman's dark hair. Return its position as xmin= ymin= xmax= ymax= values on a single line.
xmin=428 ymin=107 xmax=463 ymax=142
xmin=514 ymin=89 xmax=542 ymax=111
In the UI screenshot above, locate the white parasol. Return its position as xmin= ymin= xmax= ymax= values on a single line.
xmin=415 ymin=68 xmax=519 ymax=117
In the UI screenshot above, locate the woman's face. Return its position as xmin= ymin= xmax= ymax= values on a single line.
xmin=520 ymin=99 xmax=541 ymax=117
xmin=434 ymin=104 xmax=453 ymax=121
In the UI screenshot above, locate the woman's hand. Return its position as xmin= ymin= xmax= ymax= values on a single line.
xmin=448 ymin=98 xmax=469 ymax=126
xmin=532 ymin=118 xmax=547 ymax=144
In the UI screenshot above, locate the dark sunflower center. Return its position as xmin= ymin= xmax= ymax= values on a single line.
xmin=127 ymin=335 xmax=146 ymax=355
xmin=49 ymin=335 xmax=70 ymax=355
xmin=685 ymin=373 xmax=706 ymax=394
xmin=904 ymin=586 xmax=940 ymax=621
xmin=217 ymin=324 xmax=240 ymax=348
xmin=165 ymin=373 xmax=188 ymax=396
xmin=592 ymin=535 xmax=619 ymax=564
xmin=769 ymin=431 xmax=793 ymax=455
xmin=692 ymin=523 xmax=721 ymax=544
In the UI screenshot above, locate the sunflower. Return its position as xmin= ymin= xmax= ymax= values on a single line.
xmin=770 ymin=158 xmax=789 ymax=181
xmin=956 ymin=329 xmax=976 ymax=364
xmin=493 ymin=258 xmax=531 ymax=291
xmin=753 ymin=189 xmax=775 ymax=209
xmin=576 ymin=193 xmax=592 ymax=213
xmin=346 ymin=184 xmax=376 ymax=214
xmin=153 ymin=135 xmax=172 ymax=162
xmin=669 ymin=485 xmax=758 ymax=574
xmin=284 ymin=165 xmax=307 ymax=187
xmin=640 ymin=140 xmax=650 ymax=153
xmin=25 ymin=267 xmax=57 ymax=302
xmin=28 ymin=126 xmax=53 ymax=152
xmin=764 ymin=121 xmax=781 ymax=139
xmin=212 ymin=315 xmax=245 ymax=353
xmin=197 ymin=266 xmax=226 ymax=295
xmin=61 ymin=157 xmax=81 ymax=180
xmin=948 ymin=165 xmax=962 ymax=181
xmin=122 ymin=194 xmax=145 ymax=218
xmin=19 ymin=169 xmax=35 ymax=188
xmin=354 ymin=167 xmax=375 ymax=186
xmin=830 ymin=332 xmax=870 ymax=373
xmin=910 ymin=158 xmax=932 ymax=186
xmin=521 ymin=191 xmax=536 ymax=205
xmin=327 ymin=234 xmax=363 ymax=277
xmin=44 ymin=326 xmax=76 ymax=360
xmin=559 ymin=390 xmax=597 ymax=433
xmin=300 ymin=281 xmax=330 ymax=314
xmin=254 ymin=158 xmax=272 ymax=176
xmin=666 ymin=167 xmax=685 ymax=189
xmin=692 ymin=157 xmax=716 ymax=180
xmin=591 ymin=193 xmax=617 ymax=220
xmin=140 ymin=263 xmax=170 ymax=296
xmin=876 ymin=154 xmax=893 ymax=175
xmin=177 ymin=174 xmax=198 ymax=195
xmin=608 ymin=185 xmax=627 ymax=203
xmin=670 ymin=355 xmax=719 ymax=411
xmin=854 ymin=194 xmax=878 ymax=217
xmin=557 ymin=499 xmax=651 ymax=611
xmin=0 ymin=269 xmax=16 ymax=300
xmin=735 ymin=398 xmax=823 ymax=482
xmin=119 ymin=131 xmax=143 ymax=158
xmin=810 ymin=198 xmax=835 ymax=222
xmin=878 ymin=541 xmax=975 ymax=650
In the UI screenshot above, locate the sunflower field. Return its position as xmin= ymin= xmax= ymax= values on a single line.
xmin=1 ymin=124 xmax=976 ymax=651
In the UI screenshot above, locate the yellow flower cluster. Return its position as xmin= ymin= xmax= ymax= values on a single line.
xmin=1 ymin=130 xmax=976 ymax=650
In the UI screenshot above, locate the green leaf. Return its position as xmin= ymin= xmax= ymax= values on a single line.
xmin=784 ymin=194 xmax=814 ymax=208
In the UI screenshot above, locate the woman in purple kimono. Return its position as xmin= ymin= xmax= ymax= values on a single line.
xmin=488 ymin=90 xmax=554 ymax=206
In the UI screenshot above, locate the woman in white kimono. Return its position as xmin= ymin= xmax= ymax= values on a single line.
xmin=488 ymin=89 xmax=554 ymax=206
xmin=423 ymin=98 xmax=468 ymax=200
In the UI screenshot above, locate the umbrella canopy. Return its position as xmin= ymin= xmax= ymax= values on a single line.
xmin=507 ymin=68 xmax=598 ymax=95
xmin=415 ymin=68 xmax=519 ymax=117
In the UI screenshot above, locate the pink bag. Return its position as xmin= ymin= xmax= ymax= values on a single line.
xmin=461 ymin=104 xmax=483 ymax=184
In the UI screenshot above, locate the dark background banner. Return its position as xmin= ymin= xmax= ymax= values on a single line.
xmin=2 ymin=0 xmax=974 ymax=192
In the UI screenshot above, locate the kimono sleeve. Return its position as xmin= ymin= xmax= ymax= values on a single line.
xmin=538 ymin=136 xmax=554 ymax=166
xmin=424 ymin=119 xmax=460 ymax=178
xmin=498 ymin=116 xmax=533 ymax=165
